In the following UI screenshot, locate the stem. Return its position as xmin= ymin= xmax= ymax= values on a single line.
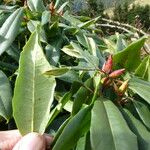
xmin=101 ymin=18 xmax=148 ymax=36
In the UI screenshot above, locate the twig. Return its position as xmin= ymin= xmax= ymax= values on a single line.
xmin=96 ymin=23 xmax=133 ymax=34
xmin=101 ymin=18 xmax=148 ymax=36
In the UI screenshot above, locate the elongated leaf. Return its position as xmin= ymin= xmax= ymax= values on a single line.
xmin=90 ymin=99 xmax=138 ymax=150
xmin=72 ymin=78 xmax=94 ymax=115
xmin=76 ymin=134 xmax=86 ymax=150
xmin=47 ymin=92 xmax=72 ymax=126
xmin=133 ymin=100 xmax=150 ymax=129
xmin=0 ymin=71 xmax=12 ymax=121
xmin=116 ymin=33 xmax=126 ymax=51
xmin=0 ymin=8 xmax=24 ymax=55
xmin=6 ymin=45 xmax=20 ymax=62
xmin=0 ymin=5 xmax=17 ymax=12
xmin=44 ymin=67 xmax=71 ymax=76
xmin=135 ymin=56 xmax=150 ymax=81
xmin=54 ymin=0 xmax=61 ymax=9
xmin=76 ymin=32 xmax=88 ymax=48
xmin=27 ymin=0 xmax=45 ymax=12
xmin=129 ymin=77 xmax=150 ymax=104
xmin=13 ymin=30 xmax=56 ymax=135
xmin=113 ymin=37 xmax=147 ymax=71
xmin=45 ymin=36 xmax=63 ymax=66
xmin=52 ymin=118 xmax=70 ymax=147
xmin=61 ymin=45 xmax=83 ymax=58
xmin=27 ymin=20 xmax=47 ymax=43
xmin=41 ymin=10 xmax=50 ymax=25
xmin=58 ymin=70 xmax=80 ymax=83
xmin=52 ymin=105 xmax=92 ymax=150
xmin=122 ymin=109 xmax=150 ymax=150
xmin=71 ymin=42 xmax=99 ymax=69
xmin=63 ymin=11 xmax=82 ymax=26
xmin=57 ymin=2 xmax=68 ymax=13
xmin=78 ymin=17 xmax=99 ymax=28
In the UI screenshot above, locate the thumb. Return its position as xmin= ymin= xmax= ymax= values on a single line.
xmin=13 ymin=132 xmax=46 ymax=150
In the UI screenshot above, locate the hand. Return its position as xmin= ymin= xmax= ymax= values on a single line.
xmin=0 ymin=130 xmax=53 ymax=150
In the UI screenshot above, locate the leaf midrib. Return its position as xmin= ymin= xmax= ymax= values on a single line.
xmin=31 ymin=38 xmax=37 ymax=132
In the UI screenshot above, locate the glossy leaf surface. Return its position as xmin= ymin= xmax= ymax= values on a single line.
xmin=113 ymin=37 xmax=147 ymax=71
xmin=129 ymin=77 xmax=150 ymax=104
xmin=90 ymin=99 xmax=138 ymax=150
xmin=52 ymin=105 xmax=92 ymax=150
xmin=123 ymin=109 xmax=150 ymax=150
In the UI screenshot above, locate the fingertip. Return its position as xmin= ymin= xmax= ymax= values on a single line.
xmin=13 ymin=132 xmax=46 ymax=150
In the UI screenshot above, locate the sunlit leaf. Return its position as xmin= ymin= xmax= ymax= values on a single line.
xmin=13 ymin=30 xmax=56 ymax=135
xmin=90 ymin=99 xmax=138 ymax=150
xmin=0 ymin=8 xmax=24 ymax=55
xmin=113 ymin=37 xmax=147 ymax=71
xmin=135 ymin=56 xmax=150 ymax=81
xmin=44 ymin=67 xmax=71 ymax=76
xmin=129 ymin=77 xmax=150 ymax=105
xmin=27 ymin=0 xmax=45 ymax=12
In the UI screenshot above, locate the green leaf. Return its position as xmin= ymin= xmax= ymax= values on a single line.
xmin=72 ymin=78 xmax=94 ymax=115
xmin=0 ymin=5 xmax=17 ymax=12
xmin=6 ymin=45 xmax=20 ymax=62
xmin=45 ymin=36 xmax=63 ymax=66
xmin=76 ymin=134 xmax=86 ymax=150
xmin=27 ymin=0 xmax=45 ymax=12
xmin=52 ymin=117 xmax=70 ymax=147
xmin=61 ymin=44 xmax=83 ymax=59
xmin=133 ymin=100 xmax=150 ymax=129
xmin=129 ymin=77 xmax=150 ymax=105
xmin=116 ymin=33 xmax=127 ymax=51
xmin=90 ymin=99 xmax=138 ymax=150
xmin=54 ymin=0 xmax=61 ymax=9
xmin=103 ymin=38 xmax=116 ymax=53
xmin=27 ymin=20 xmax=47 ymax=43
xmin=135 ymin=56 xmax=150 ymax=81
xmin=52 ymin=105 xmax=92 ymax=150
xmin=71 ymin=42 xmax=99 ymax=69
xmin=58 ymin=70 xmax=80 ymax=83
xmin=122 ymin=109 xmax=150 ymax=150
xmin=44 ymin=67 xmax=71 ymax=76
xmin=0 ymin=70 xmax=12 ymax=121
xmin=76 ymin=32 xmax=88 ymax=48
xmin=78 ymin=17 xmax=99 ymax=28
xmin=13 ymin=30 xmax=56 ymax=135
xmin=48 ymin=92 xmax=72 ymax=126
xmin=0 ymin=8 xmax=24 ymax=55
xmin=41 ymin=10 xmax=50 ymax=25
xmin=113 ymin=37 xmax=147 ymax=71
xmin=63 ymin=11 xmax=82 ymax=26
xmin=57 ymin=1 xmax=68 ymax=14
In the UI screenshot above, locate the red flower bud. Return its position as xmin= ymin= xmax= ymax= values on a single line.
xmin=49 ymin=1 xmax=55 ymax=14
xmin=109 ymin=69 xmax=125 ymax=78
xmin=102 ymin=55 xmax=113 ymax=74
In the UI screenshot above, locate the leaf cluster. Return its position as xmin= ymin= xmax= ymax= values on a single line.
xmin=0 ymin=0 xmax=150 ymax=150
